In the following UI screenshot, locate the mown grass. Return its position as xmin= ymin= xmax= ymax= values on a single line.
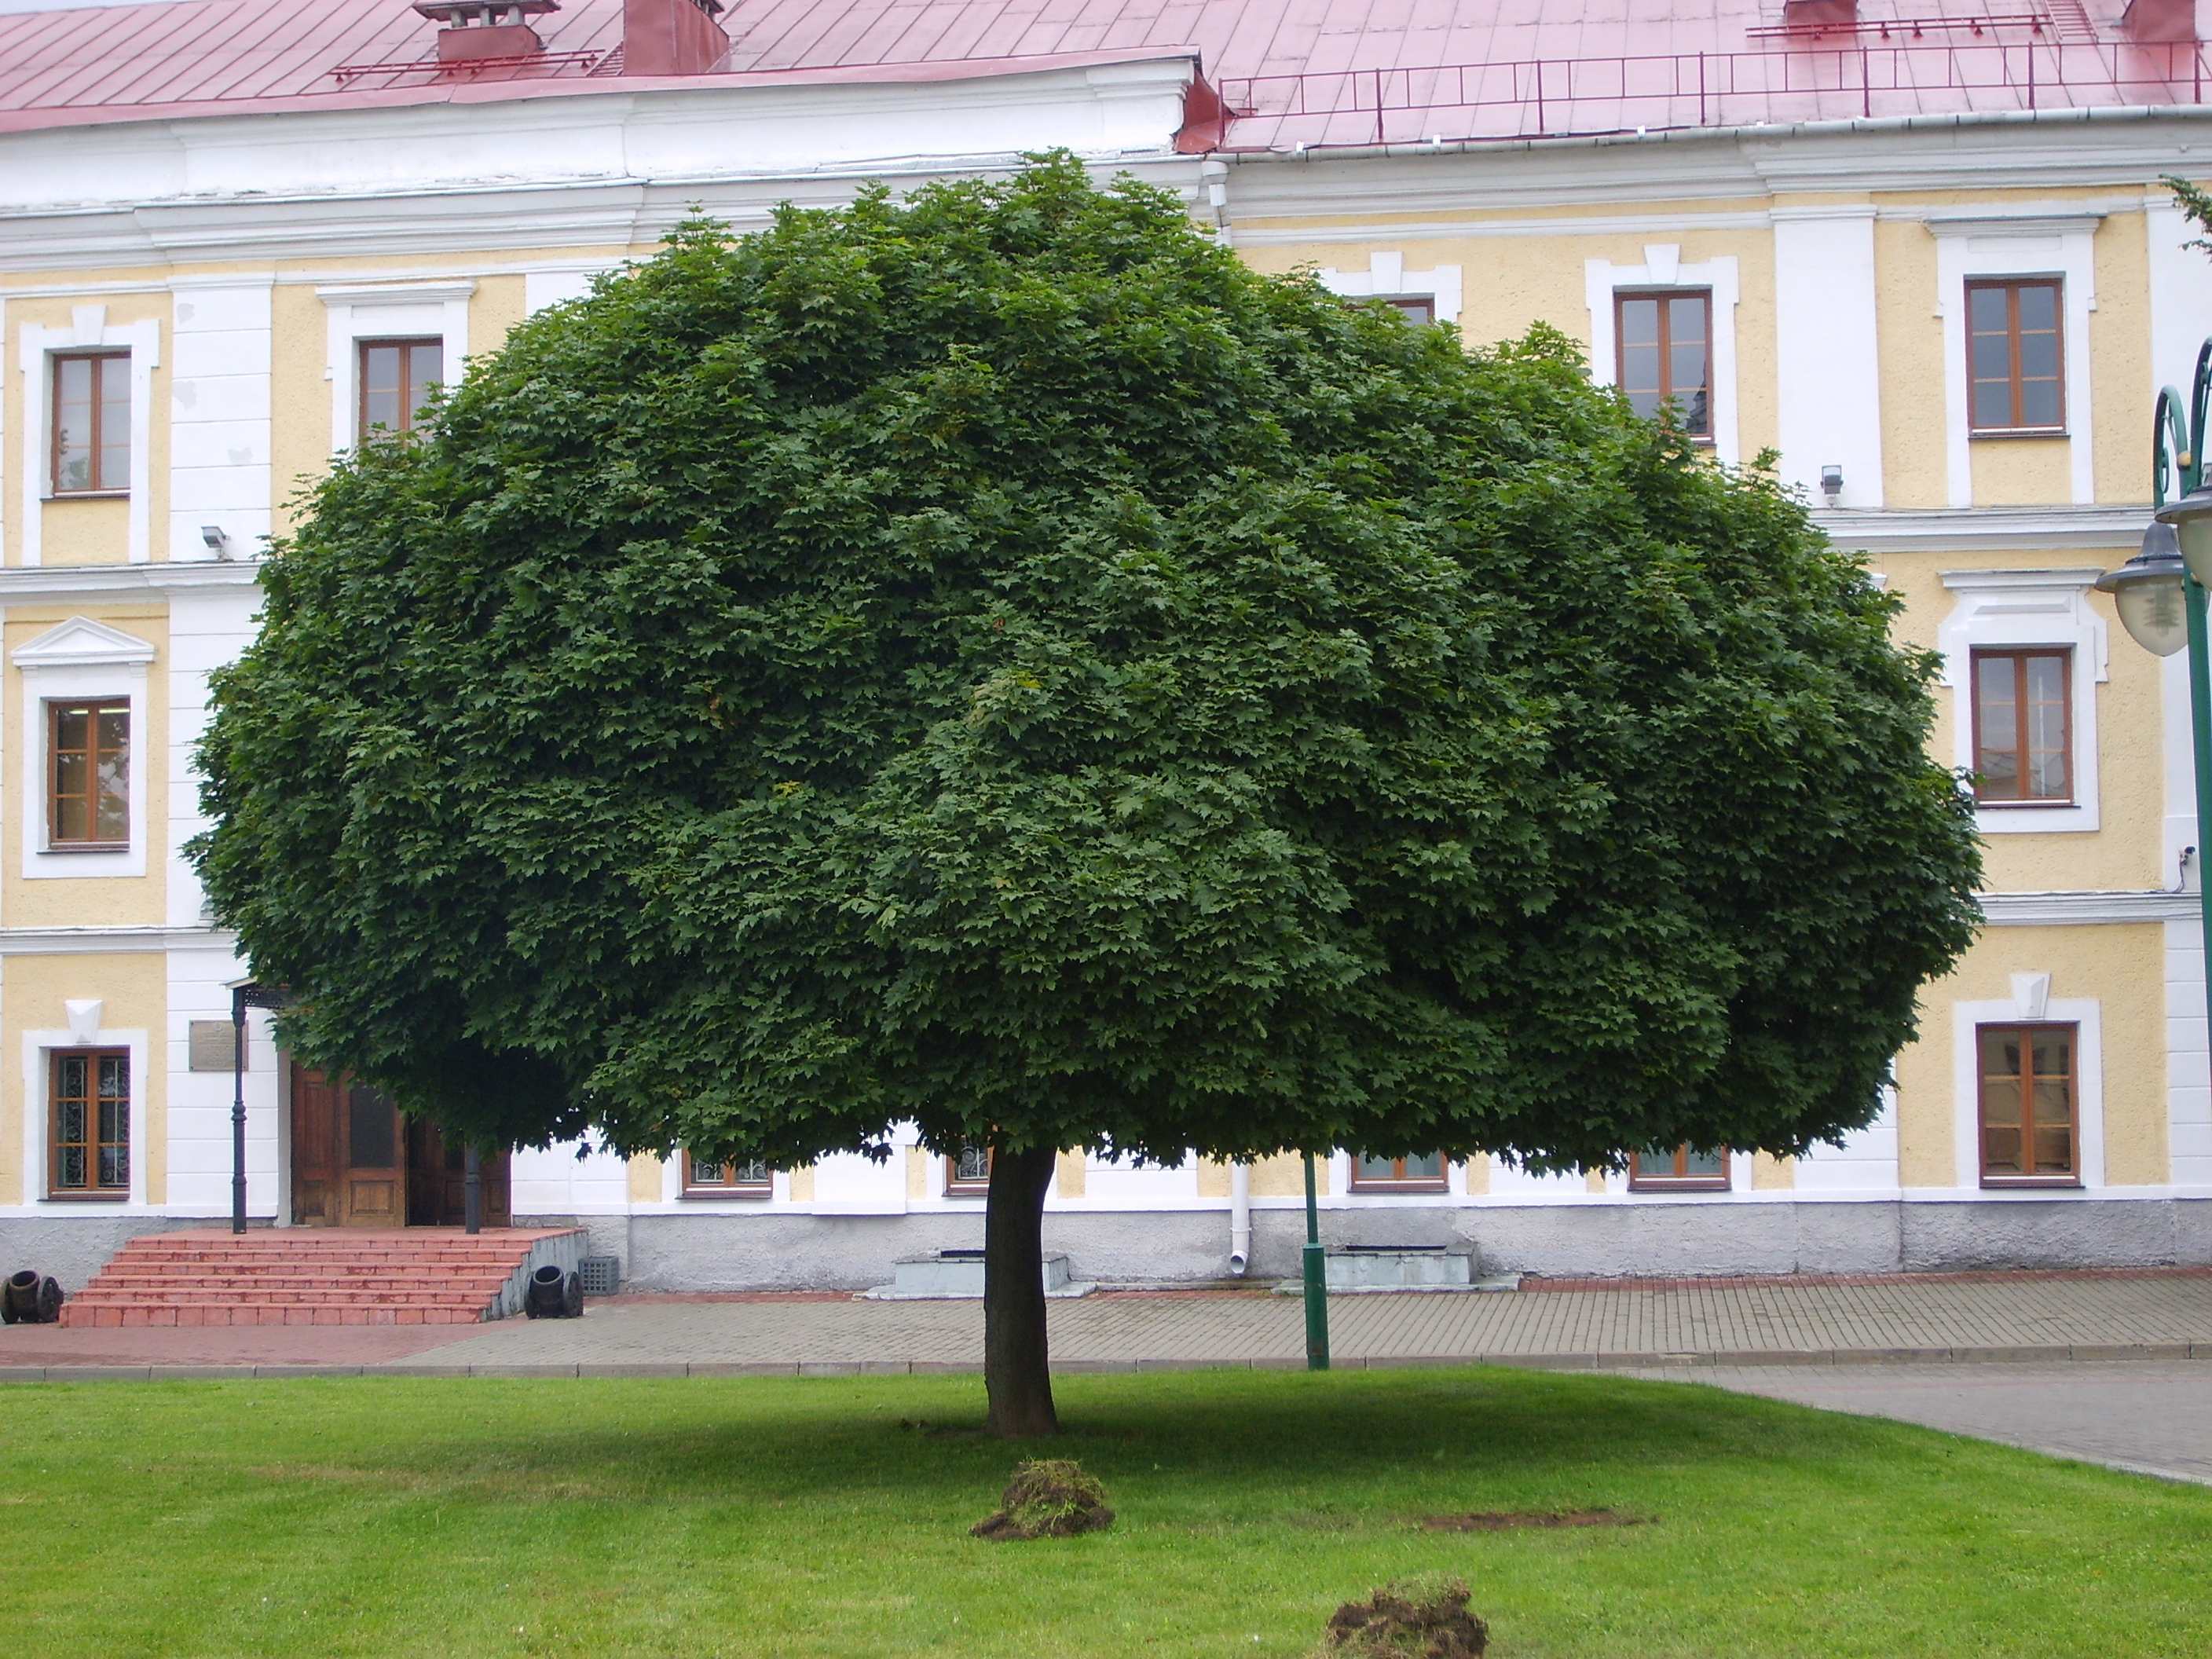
xmin=0 ymin=1366 xmax=2205 ymax=1657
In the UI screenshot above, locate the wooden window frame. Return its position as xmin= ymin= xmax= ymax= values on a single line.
xmin=1346 ymin=1153 xmax=1449 ymax=1194
xmin=1613 ymin=287 xmax=1714 ymax=440
xmin=357 ymin=336 xmax=443 ymax=440
xmin=49 ymin=1047 xmax=129 ymax=1200
xmin=49 ymin=350 xmax=131 ymax=496
xmin=46 ymin=697 xmax=130 ymax=851
xmin=1965 ymin=276 xmax=2066 ymax=434
xmin=680 ymin=1152 xmax=772 ymax=1198
xmin=945 ymin=1144 xmax=992 ymax=1196
xmin=1978 ymin=1022 xmax=2081 ymax=1188
xmin=1628 ymin=1145 xmax=1732 ymax=1192
xmin=1971 ymin=646 xmax=2073 ymax=806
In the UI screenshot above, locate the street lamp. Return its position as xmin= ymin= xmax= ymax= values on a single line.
xmin=228 ymin=981 xmax=289 ymax=1234
xmin=2100 ymin=346 xmax=2212 ymax=1065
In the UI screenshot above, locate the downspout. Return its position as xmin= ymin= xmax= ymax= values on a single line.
xmin=1228 ymin=1160 xmax=1251 ymax=1276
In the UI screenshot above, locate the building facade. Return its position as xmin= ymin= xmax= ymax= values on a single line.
xmin=2 ymin=0 xmax=2209 ymax=1289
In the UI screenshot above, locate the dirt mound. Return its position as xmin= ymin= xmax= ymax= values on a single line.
xmin=1321 ymin=1580 xmax=1487 ymax=1658
xmin=1422 ymin=1508 xmax=1645 ymax=1533
xmin=970 ymin=1459 xmax=1115 ymax=1541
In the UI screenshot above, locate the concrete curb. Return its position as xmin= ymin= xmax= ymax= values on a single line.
xmin=2 ymin=1342 xmax=2209 ymax=1382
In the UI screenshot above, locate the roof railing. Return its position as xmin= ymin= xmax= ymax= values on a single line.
xmin=1216 ymin=36 xmax=2210 ymax=150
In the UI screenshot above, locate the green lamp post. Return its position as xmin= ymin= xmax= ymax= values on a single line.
xmin=2097 ymin=342 xmax=2212 ymax=1050
xmin=1302 ymin=1152 xmax=1329 ymax=1371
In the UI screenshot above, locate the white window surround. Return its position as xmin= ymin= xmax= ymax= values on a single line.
xmin=1585 ymin=247 xmax=1741 ymax=467
xmin=1928 ymin=215 xmax=2100 ymax=507
xmin=15 ymin=307 xmax=161 ymax=565
xmin=1950 ymin=978 xmax=2104 ymax=1192
xmin=317 ymin=281 xmax=474 ymax=453
xmin=1313 ymin=252 xmax=1463 ymax=325
xmin=13 ymin=616 xmax=156 ymax=880
xmin=1330 ymin=1149 xmax=1471 ymax=1199
xmin=20 ymin=1022 xmax=152 ymax=1210
xmin=1936 ymin=566 xmax=2106 ymax=834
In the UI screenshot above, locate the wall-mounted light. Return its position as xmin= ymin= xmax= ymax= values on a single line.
xmin=200 ymin=525 xmax=229 ymax=558
xmin=1819 ymin=465 xmax=1844 ymax=505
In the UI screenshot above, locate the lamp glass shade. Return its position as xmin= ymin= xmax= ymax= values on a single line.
xmin=2112 ymin=566 xmax=2191 ymax=657
xmin=2155 ymin=485 xmax=2212 ymax=588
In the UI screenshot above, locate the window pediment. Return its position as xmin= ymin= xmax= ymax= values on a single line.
xmin=11 ymin=616 xmax=156 ymax=670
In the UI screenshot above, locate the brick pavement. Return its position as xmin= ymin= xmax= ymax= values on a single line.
xmin=2 ymin=1269 xmax=2207 ymax=1381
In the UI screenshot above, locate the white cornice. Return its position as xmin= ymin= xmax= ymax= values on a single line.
xmin=1977 ymin=890 xmax=2202 ymax=925
xmin=0 ymin=559 xmax=263 ymax=606
xmin=1813 ymin=505 xmax=2149 ymax=555
xmin=316 ymin=279 xmax=478 ymax=306
xmin=0 ymin=924 xmax=236 ymax=955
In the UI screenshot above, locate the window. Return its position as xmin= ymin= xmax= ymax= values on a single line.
xmin=50 ymin=352 xmax=130 ymax=494
xmin=358 ymin=338 xmax=442 ymax=438
xmin=683 ymin=1152 xmax=771 ymax=1197
xmin=1628 ymin=1145 xmax=1730 ymax=1192
xmin=48 ymin=699 xmax=128 ymax=848
xmin=1979 ymin=1024 xmax=2078 ymax=1185
xmin=1616 ymin=291 xmax=1712 ymax=437
xmin=1972 ymin=648 xmax=2071 ymax=803
xmin=945 ymin=1143 xmax=991 ymax=1196
xmin=1966 ymin=278 xmax=2064 ymax=433
xmin=1348 ymin=1152 xmax=1448 ymax=1192
xmin=1381 ymin=297 xmax=1434 ymax=324
xmin=49 ymin=1049 xmax=128 ymax=1198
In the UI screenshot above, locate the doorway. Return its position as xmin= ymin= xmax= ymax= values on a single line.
xmin=288 ymin=1060 xmax=510 ymax=1227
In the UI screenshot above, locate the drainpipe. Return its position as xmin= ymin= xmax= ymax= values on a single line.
xmin=1228 ymin=1160 xmax=1251 ymax=1276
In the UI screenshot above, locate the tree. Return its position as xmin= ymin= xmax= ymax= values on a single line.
xmin=193 ymin=156 xmax=1982 ymax=1437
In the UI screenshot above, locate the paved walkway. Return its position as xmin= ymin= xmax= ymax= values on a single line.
xmin=4 ymin=1268 xmax=2207 ymax=1379
xmin=1619 ymin=1361 xmax=2212 ymax=1487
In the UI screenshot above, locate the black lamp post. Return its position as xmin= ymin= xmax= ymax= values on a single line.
xmin=229 ymin=982 xmax=287 ymax=1235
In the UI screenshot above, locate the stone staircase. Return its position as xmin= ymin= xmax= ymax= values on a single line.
xmin=59 ymin=1228 xmax=585 ymax=1328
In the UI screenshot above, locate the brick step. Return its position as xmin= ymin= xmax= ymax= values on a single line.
xmin=74 ymin=1305 xmax=489 ymax=1328
xmin=71 ymin=1287 xmax=494 ymax=1304
xmin=87 ymin=1283 xmax=517 ymax=1291
xmin=58 ymin=1227 xmax=583 ymax=1329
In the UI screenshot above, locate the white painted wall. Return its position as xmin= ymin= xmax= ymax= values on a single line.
xmin=1773 ymin=206 xmax=1884 ymax=509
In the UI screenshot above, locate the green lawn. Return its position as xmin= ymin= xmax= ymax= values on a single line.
xmin=0 ymin=1368 xmax=2205 ymax=1657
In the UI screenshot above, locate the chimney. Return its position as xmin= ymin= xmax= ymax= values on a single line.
xmin=414 ymin=0 xmax=561 ymax=63
xmin=623 ymin=0 xmax=730 ymax=75
xmin=1781 ymin=0 xmax=1858 ymax=27
xmin=2122 ymin=0 xmax=2198 ymax=41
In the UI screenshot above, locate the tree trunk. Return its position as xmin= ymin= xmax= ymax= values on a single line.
xmin=983 ymin=1141 xmax=1060 ymax=1438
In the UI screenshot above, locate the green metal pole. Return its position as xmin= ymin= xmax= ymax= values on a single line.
xmin=2157 ymin=371 xmax=2212 ymax=1059
xmin=1302 ymin=1152 xmax=1329 ymax=1371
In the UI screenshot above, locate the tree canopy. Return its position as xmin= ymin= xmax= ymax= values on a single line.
xmin=193 ymin=155 xmax=1981 ymax=1187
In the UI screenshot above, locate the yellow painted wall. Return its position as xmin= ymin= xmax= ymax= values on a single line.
xmin=627 ymin=1152 xmax=664 ymax=1202
xmin=1894 ymin=921 xmax=2166 ymax=1188
xmin=786 ymin=1162 xmax=815 ymax=1202
xmin=1751 ymin=1152 xmax=1794 ymax=1191
xmin=2 ymin=606 xmax=169 ymax=926
xmin=5 ymin=291 xmax=173 ymax=566
xmin=39 ymin=498 xmax=131 ymax=566
xmin=1874 ymin=218 xmax=1948 ymax=508
xmin=1250 ymin=1151 xmax=1318 ymax=1197
xmin=2091 ymin=210 xmax=2152 ymax=505
xmin=1969 ymin=438 xmax=2071 ymax=507
xmin=1054 ymin=1148 xmax=1086 ymax=1198
xmin=1874 ymin=551 xmax=2164 ymax=892
xmin=269 ymin=280 xmax=333 ymax=540
xmin=0 ymin=951 xmax=167 ymax=1206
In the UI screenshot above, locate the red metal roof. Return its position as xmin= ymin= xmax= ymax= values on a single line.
xmin=0 ymin=0 xmax=2206 ymax=146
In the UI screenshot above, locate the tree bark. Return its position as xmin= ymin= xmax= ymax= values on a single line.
xmin=983 ymin=1141 xmax=1060 ymax=1438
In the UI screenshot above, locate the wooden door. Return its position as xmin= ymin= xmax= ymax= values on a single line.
xmin=289 ymin=1062 xmax=339 ymax=1226
xmin=287 ymin=1061 xmax=405 ymax=1227
xmin=339 ymin=1080 xmax=405 ymax=1225
xmin=403 ymin=1114 xmax=513 ymax=1227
